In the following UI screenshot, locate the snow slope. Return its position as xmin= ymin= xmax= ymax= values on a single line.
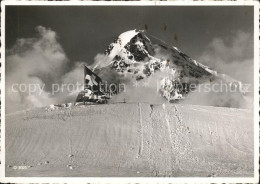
xmin=5 ymin=104 xmax=253 ymax=177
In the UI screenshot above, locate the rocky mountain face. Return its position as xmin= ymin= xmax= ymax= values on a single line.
xmin=94 ymin=30 xmax=244 ymax=102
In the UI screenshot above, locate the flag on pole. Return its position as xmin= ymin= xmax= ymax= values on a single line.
xmin=84 ymin=65 xmax=102 ymax=93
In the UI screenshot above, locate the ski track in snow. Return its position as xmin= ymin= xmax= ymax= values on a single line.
xmin=164 ymin=110 xmax=175 ymax=175
xmin=5 ymin=103 xmax=254 ymax=177
xmin=137 ymin=103 xmax=144 ymax=158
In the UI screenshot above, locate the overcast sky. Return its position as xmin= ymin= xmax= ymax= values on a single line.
xmin=6 ymin=6 xmax=254 ymax=64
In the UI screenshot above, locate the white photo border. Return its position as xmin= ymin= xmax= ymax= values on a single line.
xmin=0 ymin=0 xmax=259 ymax=183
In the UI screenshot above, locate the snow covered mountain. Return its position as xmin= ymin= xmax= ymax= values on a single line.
xmin=94 ymin=29 xmax=245 ymax=102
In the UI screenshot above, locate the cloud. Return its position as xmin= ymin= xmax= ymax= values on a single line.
xmin=6 ymin=26 xmax=83 ymax=113
xmin=62 ymin=62 xmax=84 ymax=86
xmin=181 ymin=30 xmax=254 ymax=109
xmin=91 ymin=53 xmax=113 ymax=71
xmin=7 ymin=26 xmax=68 ymax=84
xmin=180 ymin=81 xmax=253 ymax=109
xmin=198 ymin=30 xmax=254 ymax=84
xmin=109 ymin=72 xmax=169 ymax=104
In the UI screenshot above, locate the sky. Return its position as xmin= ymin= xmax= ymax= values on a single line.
xmin=5 ymin=5 xmax=255 ymax=112
xmin=6 ymin=6 xmax=254 ymax=63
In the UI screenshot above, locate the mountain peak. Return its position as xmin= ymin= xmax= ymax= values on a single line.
xmin=105 ymin=29 xmax=151 ymax=59
xmin=97 ymin=30 xmax=244 ymax=102
xmin=118 ymin=29 xmax=139 ymax=47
